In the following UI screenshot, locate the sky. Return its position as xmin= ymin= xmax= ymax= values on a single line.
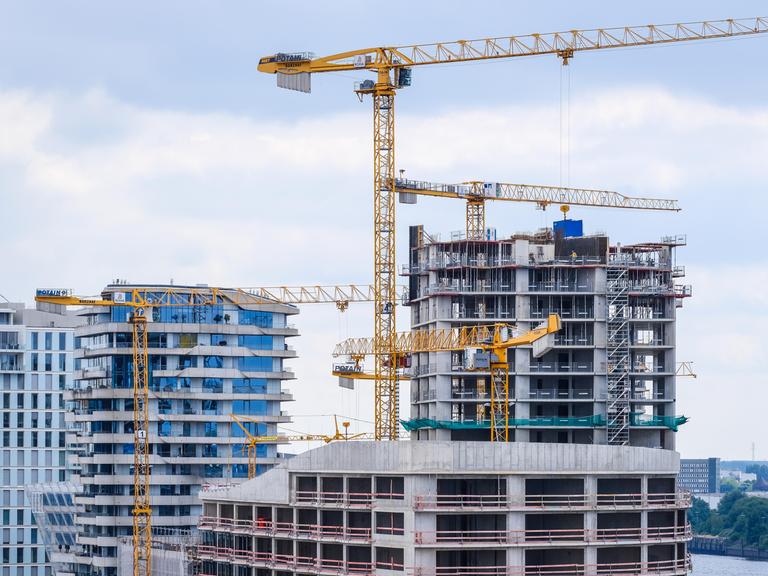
xmin=0 ymin=1 xmax=766 ymax=459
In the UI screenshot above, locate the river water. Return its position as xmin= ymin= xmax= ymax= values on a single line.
xmin=691 ymin=554 xmax=768 ymax=574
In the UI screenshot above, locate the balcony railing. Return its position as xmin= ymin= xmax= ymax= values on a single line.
xmin=526 ymin=389 xmax=596 ymax=400
xmin=293 ymin=491 xmax=383 ymax=507
xmin=196 ymin=548 xmax=380 ymax=575
xmin=414 ymin=525 xmax=690 ymax=545
xmin=413 ymin=491 xmax=691 ymax=510
xmin=528 ymin=283 xmax=594 ymax=292
xmin=410 ymin=557 xmax=691 ymax=576
xmin=529 ymin=309 xmax=593 ymax=319
xmin=552 ymin=336 xmax=593 ymax=346
xmin=527 ymin=362 xmax=594 ymax=373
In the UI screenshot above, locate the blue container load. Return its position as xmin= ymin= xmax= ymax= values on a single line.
xmin=553 ymin=219 xmax=583 ymax=238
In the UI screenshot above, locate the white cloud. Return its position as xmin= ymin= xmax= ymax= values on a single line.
xmin=1 ymin=86 xmax=767 ymax=457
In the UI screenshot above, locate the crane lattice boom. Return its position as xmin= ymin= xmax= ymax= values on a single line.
xmin=395 ymin=179 xmax=680 ymax=211
xmin=35 ymin=284 xmax=406 ymax=309
xmin=259 ymin=14 xmax=766 ymax=442
xmin=258 ymin=17 xmax=768 ymax=79
xmin=334 ymin=314 xmax=561 ymax=357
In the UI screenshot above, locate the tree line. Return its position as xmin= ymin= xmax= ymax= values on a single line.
xmin=690 ymin=490 xmax=768 ymax=548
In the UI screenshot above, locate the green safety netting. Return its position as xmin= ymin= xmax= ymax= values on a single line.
xmin=400 ymin=415 xmax=607 ymax=432
xmin=401 ymin=414 xmax=689 ymax=432
xmin=630 ymin=414 xmax=689 ymax=432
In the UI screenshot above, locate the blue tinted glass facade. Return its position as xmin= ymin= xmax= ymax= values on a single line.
xmin=238 ymin=335 xmax=273 ymax=350
xmin=238 ymin=356 xmax=274 ymax=371
xmin=69 ymin=286 xmax=298 ymax=575
xmin=232 ymin=399 xmax=267 ymax=415
xmin=232 ymin=378 xmax=267 ymax=393
xmin=238 ymin=310 xmax=272 ymax=327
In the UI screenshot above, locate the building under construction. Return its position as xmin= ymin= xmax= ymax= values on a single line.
xmin=193 ymin=220 xmax=694 ymax=576
xmin=196 ymin=441 xmax=691 ymax=575
xmin=402 ymin=223 xmax=690 ymax=448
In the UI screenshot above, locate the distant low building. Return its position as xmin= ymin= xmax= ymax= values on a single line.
xmin=679 ymin=458 xmax=720 ymax=494
xmin=722 ymin=469 xmax=757 ymax=483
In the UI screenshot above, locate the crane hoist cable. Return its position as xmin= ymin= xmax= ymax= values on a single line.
xmin=258 ymin=16 xmax=767 ymax=441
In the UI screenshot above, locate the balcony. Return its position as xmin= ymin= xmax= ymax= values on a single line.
xmin=413 ymin=525 xmax=690 ymax=546
xmin=529 ymin=309 xmax=594 ymax=320
xmin=528 ymin=283 xmax=594 ymax=293
xmin=410 ymin=557 xmax=691 ymax=576
xmin=553 ymin=336 xmax=594 ymax=347
xmin=526 ymin=362 xmax=594 ymax=373
xmin=198 ymin=517 xmax=372 ymax=542
xmin=526 ymin=389 xmax=597 ymax=401
xmin=196 ymin=546 xmax=379 ymax=575
xmin=412 ymin=491 xmax=690 ymax=511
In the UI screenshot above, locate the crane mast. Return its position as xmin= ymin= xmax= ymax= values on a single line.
xmin=259 ymin=16 xmax=767 ymax=441
xmin=131 ymin=310 xmax=152 ymax=576
xmin=34 ymin=283 xmax=386 ymax=576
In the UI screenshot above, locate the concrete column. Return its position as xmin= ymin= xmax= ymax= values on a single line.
xmin=584 ymin=545 xmax=597 ymax=568
xmin=584 ymin=476 xmax=598 ymax=508
xmin=508 ymin=476 xmax=525 ymax=507
xmin=507 ymin=548 xmax=524 ymax=571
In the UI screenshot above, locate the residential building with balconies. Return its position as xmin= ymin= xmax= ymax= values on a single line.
xmin=65 ymin=284 xmax=299 ymax=576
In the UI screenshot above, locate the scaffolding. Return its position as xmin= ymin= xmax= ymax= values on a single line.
xmin=606 ymin=265 xmax=631 ymax=445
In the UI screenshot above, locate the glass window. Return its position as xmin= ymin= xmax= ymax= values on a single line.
xmin=232 ymin=399 xmax=267 ymax=416
xmin=158 ymin=421 xmax=172 ymax=437
xmin=58 ymin=333 xmax=66 ymax=350
xmin=178 ymin=334 xmax=197 ymax=348
xmin=202 ymin=444 xmax=218 ymax=457
xmin=202 ymin=400 xmax=219 ymax=415
xmin=58 ymin=354 xmax=66 ymax=371
xmin=232 ymin=378 xmax=267 ymax=394
xmin=31 ymin=354 xmax=38 ymax=372
xmin=178 ymin=356 xmax=197 ymax=369
xmin=203 ymin=378 xmax=223 ymax=393
xmin=204 ymin=464 xmax=223 ymax=478
xmin=30 ymin=333 xmax=38 ymax=350
xmin=231 ymin=421 xmax=266 ymax=438
xmin=210 ymin=334 xmax=228 ymax=346
xmin=238 ymin=357 xmax=273 ymax=372
xmin=238 ymin=335 xmax=273 ymax=350
xmin=111 ymin=305 xmax=133 ymax=323
xmin=44 ymin=354 xmax=52 ymax=372
xmin=154 ymin=303 xmax=223 ymax=324
xmin=238 ymin=310 xmax=272 ymax=327
xmin=44 ymin=333 xmax=52 ymax=350
xmin=204 ymin=422 xmax=218 ymax=437
xmin=204 ymin=356 xmax=223 ymax=369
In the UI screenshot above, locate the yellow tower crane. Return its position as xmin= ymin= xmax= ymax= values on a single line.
xmin=258 ymin=16 xmax=768 ymax=441
xmin=231 ymin=414 xmax=409 ymax=478
xmin=333 ymin=314 xmax=561 ymax=442
xmin=394 ymin=178 xmax=681 ymax=241
xmin=34 ymin=283 xmax=392 ymax=576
